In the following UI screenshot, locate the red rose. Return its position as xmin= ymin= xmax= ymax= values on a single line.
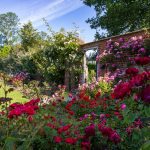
xmin=23 ymin=106 xmax=35 ymax=115
xmin=53 ymin=136 xmax=62 ymax=143
xmin=140 ymin=85 xmax=150 ymax=103
xmin=8 ymin=108 xmax=22 ymax=118
xmin=111 ymin=82 xmax=131 ymax=99
xmin=99 ymin=126 xmax=113 ymax=137
xmin=85 ymin=124 xmax=95 ymax=137
xmin=81 ymin=141 xmax=91 ymax=150
xmin=126 ymin=67 xmax=139 ymax=76
xmin=109 ymin=131 xmax=121 ymax=144
xmin=134 ymin=57 xmax=150 ymax=65
xmin=65 ymin=137 xmax=77 ymax=144
xmin=28 ymin=115 xmax=33 ymax=122
xmin=95 ymin=91 xmax=101 ymax=99
xmin=57 ymin=124 xmax=71 ymax=134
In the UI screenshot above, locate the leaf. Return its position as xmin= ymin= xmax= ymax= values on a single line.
xmin=4 ymin=137 xmax=16 ymax=150
xmin=140 ymin=141 xmax=150 ymax=150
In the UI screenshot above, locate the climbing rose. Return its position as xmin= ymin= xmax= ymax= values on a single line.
xmin=126 ymin=67 xmax=139 ymax=76
xmin=134 ymin=57 xmax=150 ymax=65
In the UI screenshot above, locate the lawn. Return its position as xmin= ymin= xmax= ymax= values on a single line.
xmin=0 ymin=82 xmax=28 ymax=104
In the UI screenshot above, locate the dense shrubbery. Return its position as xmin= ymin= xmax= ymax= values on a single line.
xmin=0 ymin=21 xmax=83 ymax=87
xmin=0 ymin=36 xmax=149 ymax=150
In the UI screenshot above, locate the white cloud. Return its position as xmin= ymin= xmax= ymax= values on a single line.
xmin=20 ymin=0 xmax=83 ymax=27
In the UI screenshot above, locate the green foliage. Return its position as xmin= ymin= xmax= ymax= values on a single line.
xmin=20 ymin=22 xmax=41 ymax=52
xmin=31 ymin=28 xmax=83 ymax=84
xmin=82 ymin=0 xmax=150 ymax=38
xmin=0 ymin=45 xmax=11 ymax=58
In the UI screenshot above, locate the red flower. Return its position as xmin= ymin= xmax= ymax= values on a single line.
xmin=53 ymin=136 xmax=62 ymax=143
xmin=111 ymin=82 xmax=131 ymax=99
xmin=68 ymin=110 xmax=74 ymax=115
xmin=8 ymin=109 xmax=22 ymax=118
xmin=28 ymin=115 xmax=33 ymax=122
xmin=9 ymin=103 xmax=23 ymax=109
xmin=129 ymin=72 xmax=149 ymax=87
xmin=134 ymin=57 xmax=150 ymax=65
xmin=114 ymin=111 xmax=123 ymax=120
xmin=23 ymin=106 xmax=35 ymax=115
xmin=133 ymin=119 xmax=143 ymax=128
xmin=83 ymin=95 xmax=90 ymax=102
xmin=81 ymin=141 xmax=91 ymax=150
xmin=126 ymin=67 xmax=139 ymax=76
xmin=98 ymin=125 xmax=113 ymax=137
xmin=47 ymin=123 xmax=56 ymax=129
xmin=65 ymin=137 xmax=77 ymax=144
xmin=85 ymin=124 xmax=95 ymax=137
xmin=57 ymin=124 xmax=72 ymax=134
xmin=95 ymin=91 xmax=101 ymax=99
xmin=140 ymin=85 xmax=150 ymax=103
xmin=109 ymin=131 xmax=121 ymax=144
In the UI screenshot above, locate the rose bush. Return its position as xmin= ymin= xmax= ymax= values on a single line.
xmin=0 ymin=36 xmax=149 ymax=150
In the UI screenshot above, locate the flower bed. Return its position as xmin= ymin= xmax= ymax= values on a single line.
xmin=0 ymin=36 xmax=150 ymax=150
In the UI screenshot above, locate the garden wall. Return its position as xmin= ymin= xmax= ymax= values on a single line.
xmin=80 ymin=28 xmax=150 ymax=82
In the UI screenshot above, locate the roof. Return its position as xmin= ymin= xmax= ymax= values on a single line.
xmin=80 ymin=28 xmax=150 ymax=50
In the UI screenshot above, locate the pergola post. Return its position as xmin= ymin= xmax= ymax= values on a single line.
xmin=82 ymin=53 xmax=87 ymax=83
xmin=96 ymin=46 xmax=101 ymax=79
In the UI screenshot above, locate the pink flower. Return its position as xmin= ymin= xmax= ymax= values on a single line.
xmin=120 ymin=104 xmax=126 ymax=110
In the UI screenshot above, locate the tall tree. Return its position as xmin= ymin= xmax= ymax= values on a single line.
xmin=20 ymin=22 xmax=41 ymax=52
xmin=82 ymin=0 xmax=150 ymax=39
xmin=0 ymin=12 xmax=19 ymax=44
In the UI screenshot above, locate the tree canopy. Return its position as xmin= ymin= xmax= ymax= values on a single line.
xmin=82 ymin=0 xmax=150 ymax=39
xmin=0 ymin=12 xmax=19 ymax=44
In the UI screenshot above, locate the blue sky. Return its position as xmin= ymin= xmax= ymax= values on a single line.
xmin=0 ymin=0 xmax=96 ymax=42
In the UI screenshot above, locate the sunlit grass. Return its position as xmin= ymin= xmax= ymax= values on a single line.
xmin=0 ymin=82 xmax=28 ymax=104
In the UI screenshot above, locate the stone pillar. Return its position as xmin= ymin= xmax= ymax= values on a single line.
xmin=82 ymin=53 xmax=87 ymax=83
xmin=96 ymin=46 xmax=101 ymax=79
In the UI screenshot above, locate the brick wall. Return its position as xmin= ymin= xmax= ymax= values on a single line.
xmin=80 ymin=29 xmax=150 ymax=79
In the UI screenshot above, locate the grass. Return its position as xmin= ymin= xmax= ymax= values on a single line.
xmin=0 ymin=82 xmax=28 ymax=104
